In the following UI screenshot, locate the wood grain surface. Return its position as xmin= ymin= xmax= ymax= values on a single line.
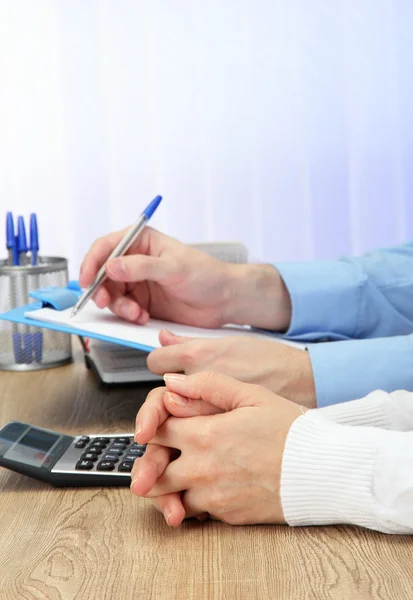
xmin=0 ymin=342 xmax=412 ymax=600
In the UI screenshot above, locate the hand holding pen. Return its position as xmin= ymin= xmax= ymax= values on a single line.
xmin=71 ymin=195 xmax=162 ymax=317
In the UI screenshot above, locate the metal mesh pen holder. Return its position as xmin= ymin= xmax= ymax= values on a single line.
xmin=0 ymin=257 xmax=72 ymax=371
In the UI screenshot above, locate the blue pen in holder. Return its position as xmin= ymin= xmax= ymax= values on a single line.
xmin=0 ymin=257 xmax=72 ymax=371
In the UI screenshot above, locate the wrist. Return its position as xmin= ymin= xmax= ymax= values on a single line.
xmin=255 ymin=344 xmax=317 ymax=408
xmin=269 ymin=406 xmax=303 ymax=525
xmin=223 ymin=264 xmax=292 ymax=330
xmin=278 ymin=348 xmax=317 ymax=409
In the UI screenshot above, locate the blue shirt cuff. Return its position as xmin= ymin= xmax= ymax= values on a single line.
xmin=308 ymin=335 xmax=413 ymax=407
xmin=275 ymin=260 xmax=365 ymax=341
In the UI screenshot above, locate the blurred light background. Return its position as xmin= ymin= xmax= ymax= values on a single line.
xmin=0 ymin=0 xmax=412 ymax=276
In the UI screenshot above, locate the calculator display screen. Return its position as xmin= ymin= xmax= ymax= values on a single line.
xmin=0 ymin=424 xmax=64 ymax=469
xmin=18 ymin=429 xmax=59 ymax=453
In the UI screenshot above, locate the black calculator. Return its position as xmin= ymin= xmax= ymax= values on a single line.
xmin=0 ymin=421 xmax=146 ymax=487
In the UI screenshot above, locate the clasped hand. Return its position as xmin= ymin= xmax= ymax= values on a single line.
xmin=130 ymin=371 xmax=303 ymax=527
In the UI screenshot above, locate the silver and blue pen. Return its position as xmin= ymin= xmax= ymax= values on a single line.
xmin=30 ymin=213 xmax=39 ymax=266
xmin=70 ymin=195 xmax=163 ymax=318
xmin=6 ymin=212 xmax=39 ymax=266
xmin=6 ymin=212 xmax=17 ymax=266
xmin=5 ymin=211 xmax=42 ymax=363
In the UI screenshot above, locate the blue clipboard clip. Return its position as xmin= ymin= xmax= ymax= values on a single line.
xmin=29 ymin=286 xmax=81 ymax=311
xmin=0 ymin=284 xmax=154 ymax=353
xmin=1 ymin=284 xmax=82 ymax=365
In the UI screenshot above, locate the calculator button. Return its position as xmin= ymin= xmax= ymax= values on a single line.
xmin=94 ymin=437 xmax=110 ymax=444
xmin=97 ymin=461 xmax=115 ymax=471
xmin=91 ymin=440 xmax=108 ymax=448
xmin=111 ymin=443 xmax=127 ymax=451
xmin=130 ymin=443 xmax=146 ymax=450
xmin=103 ymin=454 xmax=120 ymax=463
xmin=76 ymin=460 xmax=94 ymax=470
xmin=124 ymin=455 xmax=139 ymax=462
xmin=116 ymin=437 xmax=131 ymax=444
xmin=79 ymin=436 xmax=90 ymax=443
xmin=75 ymin=441 xmax=87 ymax=449
xmin=118 ymin=461 xmax=134 ymax=472
xmin=87 ymin=446 xmax=103 ymax=455
xmin=81 ymin=452 xmax=99 ymax=461
xmin=127 ymin=448 xmax=145 ymax=456
xmin=105 ymin=448 xmax=123 ymax=456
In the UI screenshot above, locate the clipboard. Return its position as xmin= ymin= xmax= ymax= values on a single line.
xmin=0 ymin=285 xmax=155 ymax=352
xmin=0 ymin=285 xmax=306 ymax=353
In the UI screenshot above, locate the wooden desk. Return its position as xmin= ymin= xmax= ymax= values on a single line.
xmin=1 ymin=346 xmax=412 ymax=600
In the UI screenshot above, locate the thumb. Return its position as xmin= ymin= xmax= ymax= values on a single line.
xmin=159 ymin=329 xmax=192 ymax=347
xmin=163 ymin=391 xmax=223 ymax=418
xmin=106 ymin=254 xmax=179 ymax=284
xmin=163 ymin=371 xmax=261 ymax=412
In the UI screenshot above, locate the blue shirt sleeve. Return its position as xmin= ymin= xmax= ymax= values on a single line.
xmin=274 ymin=243 xmax=413 ymax=406
xmin=308 ymin=335 xmax=413 ymax=407
xmin=275 ymin=242 xmax=413 ymax=342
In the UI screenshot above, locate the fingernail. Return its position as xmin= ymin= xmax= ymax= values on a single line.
xmin=164 ymin=373 xmax=187 ymax=384
xmin=166 ymin=391 xmax=188 ymax=407
xmin=137 ymin=311 xmax=148 ymax=325
xmin=130 ymin=478 xmax=138 ymax=492
xmin=119 ymin=301 xmax=132 ymax=320
xmin=134 ymin=423 xmax=141 ymax=441
xmin=107 ymin=258 xmax=126 ymax=279
xmin=164 ymin=508 xmax=173 ymax=526
xmin=95 ymin=288 xmax=105 ymax=306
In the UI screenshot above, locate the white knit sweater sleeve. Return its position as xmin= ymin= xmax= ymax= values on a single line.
xmin=316 ymin=390 xmax=413 ymax=430
xmin=280 ymin=390 xmax=413 ymax=534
